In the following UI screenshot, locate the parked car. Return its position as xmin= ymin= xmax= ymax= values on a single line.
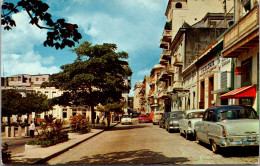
xmin=152 ymin=111 xmax=163 ymax=125
xmin=159 ymin=112 xmax=169 ymax=128
xmin=138 ymin=114 xmax=149 ymax=123
xmin=179 ymin=109 xmax=205 ymax=140
xmin=165 ymin=111 xmax=185 ymax=132
xmin=121 ymin=115 xmax=132 ymax=125
xmin=194 ymin=105 xmax=259 ymax=153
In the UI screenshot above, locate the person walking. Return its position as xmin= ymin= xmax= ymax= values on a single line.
xmin=29 ymin=121 xmax=35 ymax=138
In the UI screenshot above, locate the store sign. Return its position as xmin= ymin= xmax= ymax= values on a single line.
xmin=200 ymin=60 xmax=215 ymax=75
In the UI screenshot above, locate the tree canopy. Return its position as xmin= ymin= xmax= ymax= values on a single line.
xmin=42 ymin=41 xmax=132 ymax=123
xmin=1 ymin=0 xmax=82 ymax=49
xmin=2 ymin=89 xmax=23 ymax=126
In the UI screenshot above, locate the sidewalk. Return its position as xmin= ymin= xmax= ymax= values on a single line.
xmin=5 ymin=122 xmax=119 ymax=165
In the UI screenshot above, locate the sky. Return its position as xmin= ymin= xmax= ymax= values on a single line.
xmin=1 ymin=0 xmax=168 ymax=96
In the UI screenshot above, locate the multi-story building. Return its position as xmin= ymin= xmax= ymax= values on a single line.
xmin=133 ymin=82 xmax=143 ymax=113
xmin=221 ymin=0 xmax=259 ymax=113
xmin=138 ymin=76 xmax=150 ymax=114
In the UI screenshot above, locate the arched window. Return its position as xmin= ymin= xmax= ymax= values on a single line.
xmin=175 ymin=2 xmax=182 ymax=9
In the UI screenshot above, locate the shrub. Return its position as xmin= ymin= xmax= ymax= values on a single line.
xmin=70 ymin=114 xmax=91 ymax=134
xmin=26 ymin=114 xmax=68 ymax=147
xmin=1 ymin=143 xmax=11 ymax=164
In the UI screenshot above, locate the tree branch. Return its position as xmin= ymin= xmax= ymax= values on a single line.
xmin=25 ymin=8 xmax=53 ymax=30
xmin=1 ymin=4 xmax=19 ymax=17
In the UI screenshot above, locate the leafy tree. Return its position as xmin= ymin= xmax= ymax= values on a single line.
xmin=1 ymin=89 xmax=23 ymax=126
xmin=1 ymin=0 xmax=82 ymax=49
xmin=42 ymin=41 xmax=132 ymax=123
xmin=96 ymin=102 xmax=124 ymax=114
xmin=20 ymin=92 xmax=54 ymax=124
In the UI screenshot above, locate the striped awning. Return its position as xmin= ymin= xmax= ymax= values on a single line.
xmin=220 ymin=85 xmax=256 ymax=99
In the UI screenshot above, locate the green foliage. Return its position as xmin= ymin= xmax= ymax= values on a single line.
xmin=26 ymin=115 xmax=67 ymax=147
xmin=1 ymin=143 xmax=11 ymax=164
xmin=1 ymin=0 xmax=82 ymax=49
xmin=70 ymin=114 xmax=91 ymax=134
xmin=1 ymin=89 xmax=23 ymax=126
xmin=96 ymin=102 xmax=124 ymax=113
xmin=43 ymin=41 xmax=132 ymax=123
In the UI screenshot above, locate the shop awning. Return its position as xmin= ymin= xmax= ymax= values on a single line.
xmin=220 ymin=85 xmax=256 ymax=99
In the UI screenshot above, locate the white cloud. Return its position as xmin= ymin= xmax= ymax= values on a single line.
xmin=137 ymin=69 xmax=151 ymax=76
xmin=1 ymin=10 xmax=60 ymax=76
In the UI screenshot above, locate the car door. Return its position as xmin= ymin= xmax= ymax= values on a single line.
xmin=197 ymin=110 xmax=209 ymax=142
xmin=204 ymin=110 xmax=215 ymax=143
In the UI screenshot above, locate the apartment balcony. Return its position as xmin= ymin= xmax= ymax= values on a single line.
xmin=149 ymin=78 xmax=156 ymax=86
xmin=162 ymin=30 xmax=172 ymax=43
xmin=222 ymin=5 xmax=259 ymax=58
xmin=159 ymin=68 xmax=171 ymax=81
xmin=160 ymin=39 xmax=169 ymax=49
xmin=160 ymin=49 xmax=171 ymax=60
xmin=167 ymin=65 xmax=174 ymax=74
xmin=172 ymin=81 xmax=183 ymax=91
xmin=158 ymin=89 xmax=168 ymax=99
xmin=173 ymin=56 xmax=183 ymax=67
xmin=159 ymin=57 xmax=168 ymax=65
xmin=167 ymin=86 xmax=172 ymax=93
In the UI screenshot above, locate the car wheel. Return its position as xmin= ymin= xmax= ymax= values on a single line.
xmin=185 ymin=132 xmax=189 ymax=140
xmin=211 ymin=140 xmax=220 ymax=154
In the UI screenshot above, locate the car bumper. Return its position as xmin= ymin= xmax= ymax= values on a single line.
xmin=168 ymin=124 xmax=179 ymax=130
xmin=217 ymin=136 xmax=259 ymax=147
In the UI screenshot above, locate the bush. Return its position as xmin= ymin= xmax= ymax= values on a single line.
xmin=1 ymin=143 xmax=11 ymax=164
xmin=26 ymin=114 xmax=68 ymax=147
xmin=70 ymin=114 xmax=91 ymax=134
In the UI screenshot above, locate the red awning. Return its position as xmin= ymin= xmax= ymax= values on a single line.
xmin=220 ymin=85 xmax=256 ymax=99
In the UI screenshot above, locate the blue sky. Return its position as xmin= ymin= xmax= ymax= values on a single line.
xmin=1 ymin=0 xmax=168 ymax=96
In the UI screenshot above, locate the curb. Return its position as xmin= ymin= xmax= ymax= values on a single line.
xmin=32 ymin=122 xmax=119 ymax=165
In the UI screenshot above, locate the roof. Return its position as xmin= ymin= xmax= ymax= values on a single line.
xmin=207 ymin=105 xmax=255 ymax=112
xmin=185 ymin=109 xmax=205 ymax=114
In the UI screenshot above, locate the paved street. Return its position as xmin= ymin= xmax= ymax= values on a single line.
xmin=46 ymin=118 xmax=259 ymax=165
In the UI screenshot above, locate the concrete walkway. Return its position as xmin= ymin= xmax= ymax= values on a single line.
xmin=5 ymin=122 xmax=118 ymax=165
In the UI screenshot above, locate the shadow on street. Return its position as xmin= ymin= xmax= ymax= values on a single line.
xmin=196 ymin=141 xmax=259 ymax=157
xmin=60 ymin=149 xmax=190 ymax=165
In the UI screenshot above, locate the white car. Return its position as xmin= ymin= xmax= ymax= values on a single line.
xmin=121 ymin=115 xmax=132 ymax=125
xmin=179 ymin=109 xmax=205 ymax=140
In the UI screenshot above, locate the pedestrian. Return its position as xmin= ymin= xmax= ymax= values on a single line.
xmin=29 ymin=121 xmax=35 ymax=138
xmin=107 ymin=114 xmax=111 ymax=128
xmin=97 ymin=116 xmax=100 ymax=124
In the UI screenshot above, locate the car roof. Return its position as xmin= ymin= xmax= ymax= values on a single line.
xmin=168 ymin=111 xmax=185 ymax=114
xmin=185 ymin=109 xmax=205 ymax=114
xmin=206 ymin=105 xmax=255 ymax=112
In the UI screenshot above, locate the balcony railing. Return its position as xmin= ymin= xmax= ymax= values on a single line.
xmin=167 ymin=65 xmax=174 ymax=74
xmin=172 ymin=81 xmax=183 ymax=90
xmin=173 ymin=56 xmax=183 ymax=67
xmin=223 ymin=5 xmax=259 ymax=53
xmin=160 ymin=39 xmax=169 ymax=49
xmin=162 ymin=30 xmax=172 ymax=42
xmin=161 ymin=49 xmax=171 ymax=60
xmin=158 ymin=88 xmax=168 ymax=99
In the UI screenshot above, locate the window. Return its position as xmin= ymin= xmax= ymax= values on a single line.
xmin=72 ymin=109 xmax=77 ymax=116
xmin=42 ymin=78 xmax=45 ymax=81
xmin=63 ymin=109 xmax=67 ymax=118
xmin=175 ymin=2 xmax=182 ymax=8
xmin=241 ymin=57 xmax=252 ymax=86
xmin=11 ymin=77 xmax=14 ymax=81
xmin=203 ymin=111 xmax=208 ymax=121
xmin=18 ymin=77 xmax=21 ymax=81
xmin=36 ymin=78 xmax=39 ymax=81
xmin=45 ymin=91 xmax=49 ymax=93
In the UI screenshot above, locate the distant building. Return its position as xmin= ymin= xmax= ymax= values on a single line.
xmin=133 ymin=82 xmax=143 ymax=113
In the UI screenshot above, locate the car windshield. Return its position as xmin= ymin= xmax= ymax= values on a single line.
xmin=170 ymin=113 xmax=185 ymax=118
xmin=217 ymin=109 xmax=258 ymax=121
xmin=189 ymin=112 xmax=204 ymax=118
xmin=123 ymin=115 xmax=130 ymax=118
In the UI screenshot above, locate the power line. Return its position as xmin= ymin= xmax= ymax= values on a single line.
xmin=131 ymin=57 xmax=160 ymax=74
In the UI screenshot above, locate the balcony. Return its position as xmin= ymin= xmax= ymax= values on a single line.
xmin=167 ymin=65 xmax=174 ymax=74
xmin=160 ymin=39 xmax=169 ymax=49
xmin=159 ymin=58 xmax=168 ymax=65
xmin=158 ymin=89 xmax=168 ymax=99
xmin=223 ymin=5 xmax=259 ymax=58
xmin=172 ymin=81 xmax=183 ymax=91
xmin=160 ymin=49 xmax=171 ymax=60
xmin=159 ymin=68 xmax=171 ymax=81
xmin=162 ymin=30 xmax=172 ymax=43
xmin=173 ymin=56 xmax=183 ymax=67
xmin=149 ymin=78 xmax=156 ymax=86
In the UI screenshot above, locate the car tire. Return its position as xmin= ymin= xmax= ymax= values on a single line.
xmin=185 ymin=132 xmax=189 ymax=140
xmin=211 ymin=140 xmax=220 ymax=154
